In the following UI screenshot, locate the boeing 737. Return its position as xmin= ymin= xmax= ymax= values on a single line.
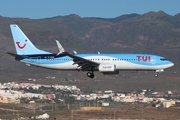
xmin=7 ymin=24 xmax=174 ymax=78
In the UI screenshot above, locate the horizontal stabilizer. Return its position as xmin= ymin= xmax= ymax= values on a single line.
xmin=6 ymin=52 xmax=27 ymax=58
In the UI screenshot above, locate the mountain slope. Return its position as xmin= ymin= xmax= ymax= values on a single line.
xmin=0 ymin=11 xmax=180 ymax=82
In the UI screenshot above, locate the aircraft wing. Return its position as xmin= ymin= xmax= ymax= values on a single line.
xmin=63 ymin=52 xmax=99 ymax=70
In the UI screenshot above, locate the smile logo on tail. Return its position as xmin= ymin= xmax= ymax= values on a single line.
xmin=16 ymin=40 xmax=27 ymax=49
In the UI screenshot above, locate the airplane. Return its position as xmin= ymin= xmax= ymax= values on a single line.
xmin=7 ymin=24 xmax=174 ymax=78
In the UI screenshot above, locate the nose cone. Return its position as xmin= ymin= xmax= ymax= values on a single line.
xmin=168 ymin=61 xmax=174 ymax=68
xmin=170 ymin=62 xmax=174 ymax=67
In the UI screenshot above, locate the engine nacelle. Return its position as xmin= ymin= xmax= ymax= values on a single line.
xmin=98 ymin=64 xmax=116 ymax=72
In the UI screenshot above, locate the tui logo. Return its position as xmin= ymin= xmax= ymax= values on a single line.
xmin=16 ymin=40 xmax=27 ymax=49
xmin=137 ymin=56 xmax=150 ymax=62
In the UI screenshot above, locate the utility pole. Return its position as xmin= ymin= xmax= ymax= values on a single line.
xmin=114 ymin=111 xmax=115 ymax=120
xmin=68 ymin=103 xmax=69 ymax=110
xmin=13 ymin=106 xmax=14 ymax=115
xmin=71 ymin=110 xmax=73 ymax=120
xmin=34 ymin=105 xmax=36 ymax=113
xmin=17 ymin=114 xmax=19 ymax=120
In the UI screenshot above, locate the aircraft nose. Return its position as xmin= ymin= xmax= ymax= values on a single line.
xmin=170 ymin=62 xmax=174 ymax=67
xmin=168 ymin=61 xmax=174 ymax=67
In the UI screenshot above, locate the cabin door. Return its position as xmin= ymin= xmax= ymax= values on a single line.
xmin=37 ymin=56 xmax=41 ymax=64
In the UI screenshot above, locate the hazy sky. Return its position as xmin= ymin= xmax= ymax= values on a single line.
xmin=0 ymin=0 xmax=179 ymax=19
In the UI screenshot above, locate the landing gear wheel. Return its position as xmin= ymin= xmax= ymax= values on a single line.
xmin=154 ymin=73 xmax=158 ymax=77
xmin=87 ymin=71 xmax=94 ymax=78
xmin=90 ymin=74 xmax=94 ymax=78
xmin=87 ymin=72 xmax=91 ymax=77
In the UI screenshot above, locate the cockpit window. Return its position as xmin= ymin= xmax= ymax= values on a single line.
xmin=160 ymin=58 xmax=167 ymax=61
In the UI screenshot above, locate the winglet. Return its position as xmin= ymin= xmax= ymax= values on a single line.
xmin=55 ymin=40 xmax=79 ymax=55
xmin=55 ymin=40 xmax=65 ymax=55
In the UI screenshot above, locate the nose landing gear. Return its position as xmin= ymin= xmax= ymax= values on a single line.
xmin=154 ymin=69 xmax=164 ymax=77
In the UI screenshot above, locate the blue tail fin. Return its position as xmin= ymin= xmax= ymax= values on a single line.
xmin=10 ymin=24 xmax=50 ymax=55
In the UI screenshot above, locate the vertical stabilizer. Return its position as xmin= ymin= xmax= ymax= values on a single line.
xmin=10 ymin=24 xmax=50 ymax=55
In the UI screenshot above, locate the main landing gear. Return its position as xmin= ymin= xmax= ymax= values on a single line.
xmin=87 ymin=71 xmax=94 ymax=78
